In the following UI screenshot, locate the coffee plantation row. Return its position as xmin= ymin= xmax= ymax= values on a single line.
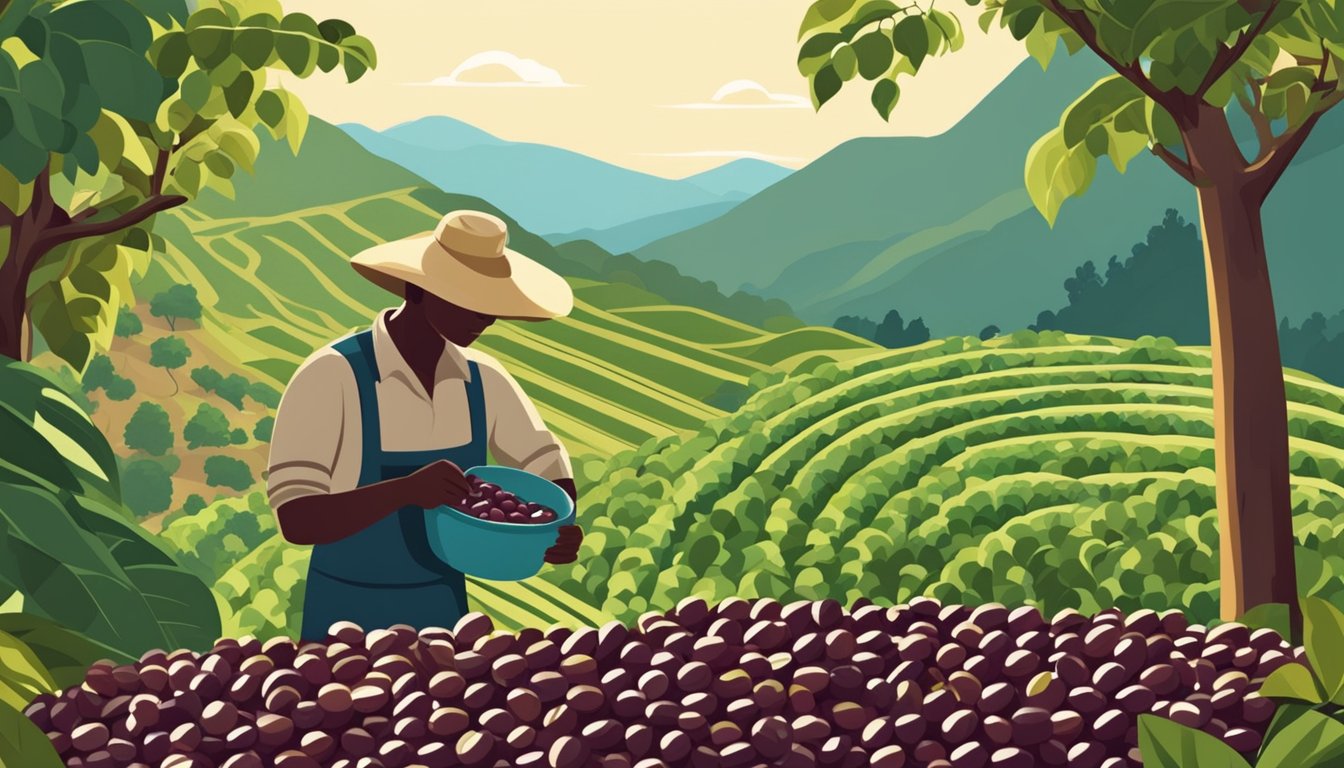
xmin=24 ymin=597 xmax=1309 ymax=768
xmin=546 ymin=333 xmax=1344 ymax=622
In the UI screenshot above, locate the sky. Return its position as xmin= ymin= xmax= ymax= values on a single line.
xmin=278 ymin=1 xmax=1028 ymax=178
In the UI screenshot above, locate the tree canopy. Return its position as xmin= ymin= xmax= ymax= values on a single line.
xmin=149 ymin=283 xmax=202 ymax=330
xmin=0 ymin=0 xmax=375 ymax=368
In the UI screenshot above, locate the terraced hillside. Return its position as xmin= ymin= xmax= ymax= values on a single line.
xmin=144 ymin=188 xmax=875 ymax=458
xmin=551 ymin=331 xmax=1344 ymax=622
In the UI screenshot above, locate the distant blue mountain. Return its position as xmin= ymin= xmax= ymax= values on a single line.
xmin=681 ymin=159 xmax=794 ymax=197
xmin=339 ymin=116 xmax=792 ymax=235
xmin=544 ymin=200 xmax=742 ymax=254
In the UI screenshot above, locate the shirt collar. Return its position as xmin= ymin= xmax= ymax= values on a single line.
xmin=371 ymin=308 xmax=471 ymax=395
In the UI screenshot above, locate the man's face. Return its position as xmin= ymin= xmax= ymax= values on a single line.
xmin=422 ymin=293 xmax=497 ymax=346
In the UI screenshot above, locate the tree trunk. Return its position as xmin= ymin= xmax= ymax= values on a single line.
xmin=1195 ymin=179 xmax=1300 ymax=636
xmin=0 ymin=221 xmax=37 ymax=362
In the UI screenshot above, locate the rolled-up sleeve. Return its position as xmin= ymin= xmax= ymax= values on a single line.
xmin=267 ymin=351 xmax=352 ymax=510
xmin=481 ymin=362 xmax=573 ymax=481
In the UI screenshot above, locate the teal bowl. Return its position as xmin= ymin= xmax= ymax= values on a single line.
xmin=423 ymin=465 xmax=574 ymax=581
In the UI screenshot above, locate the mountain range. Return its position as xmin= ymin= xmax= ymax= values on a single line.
xmin=339 ymin=117 xmax=792 ymax=241
xmin=635 ymin=56 xmax=1344 ymax=336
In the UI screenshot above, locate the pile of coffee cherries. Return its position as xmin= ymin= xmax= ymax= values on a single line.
xmin=26 ymin=597 xmax=1300 ymax=768
xmin=450 ymin=474 xmax=559 ymax=525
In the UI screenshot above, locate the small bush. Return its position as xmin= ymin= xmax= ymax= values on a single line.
xmin=120 ymin=459 xmax=174 ymax=517
xmin=184 ymin=404 xmax=233 ymax=449
xmin=204 ymin=456 xmax=254 ymax=491
xmin=253 ymin=416 xmax=275 ymax=442
xmin=124 ymin=402 xmax=173 ymax=456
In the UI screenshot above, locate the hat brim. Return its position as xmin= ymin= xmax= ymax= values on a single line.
xmin=350 ymin=233 xmax=574 ymax=320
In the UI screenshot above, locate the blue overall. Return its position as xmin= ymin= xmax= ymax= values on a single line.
xmin=299 ymin=329 xmax=485 ymax=641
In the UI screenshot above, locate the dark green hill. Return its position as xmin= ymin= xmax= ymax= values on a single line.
xmin=637 ymin=56 xmax=1344 ymax=336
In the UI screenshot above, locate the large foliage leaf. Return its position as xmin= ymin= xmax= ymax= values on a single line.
xmin=1303 ymin=596 xmax=1344 ymax=703
xmin=0 ymin=360 xmax=221 ymax=656
xmin=0 ymin=699 xmax=64 ymax=768
xmin=1138 ymin=714 xmax=1253 ymax=768
xmin=0 ymin=612 xmax=130 ymax=689
xmin=0 ymin=625 xmax=56 ymax=710
xmin=1024 ymin=128 xmax=1097 ymax=227
xmin=1257 ymin=704 xmax=1344 ymax=768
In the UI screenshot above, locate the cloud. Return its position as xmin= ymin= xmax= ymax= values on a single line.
xmin=664 ymin=80 xmax=811 ymax=110
xmin=640 ymin=150 xmax=806 ymax=164
xmin=408 ymin=51 xmax=578 ymax=88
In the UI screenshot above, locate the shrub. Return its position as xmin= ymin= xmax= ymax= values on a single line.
xmin=123 ymin=402 xmax=173 ymax=456
xmin=248 ymin=382 xmax=282 ymax=408
xmin=183 ymin=494 xmax=208 ymax=516
xmin=184 ymin=404 xmax=233 ymax=449
xmin=120 ymin=459 xmax=174 ymax=517
xmin=190 ymin=365 xmax=223 ymax=392
xmin=230 ymin=428 xmax=248 ymax=445
xmin=149 ymin=284 xmax=203 ymax=330
xmin=114 ymin=306 xmax=143 ymax=338
xmin=103 ymin=376 xmax=136 ymax=401
xmin=149 ymin=337 xmax=191 ymax=394
xmin=216 ymin=374 xmax=249 ymax=409
xmin=253 ymin=416 xmax=274 ymax=442
xmin=204 ymin=456 xmax=254 ymax=491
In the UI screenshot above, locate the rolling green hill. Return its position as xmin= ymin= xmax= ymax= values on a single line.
xmin=545 ymin=331 xmax=1344 ymax=622
xmin=636 ymin=56 xmax=1344 ymax=336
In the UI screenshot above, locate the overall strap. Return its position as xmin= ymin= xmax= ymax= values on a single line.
xmin=465 ymin=360 xmax=488 ymax=456
xmin=332 ymin=329 xmax=382 ymax=486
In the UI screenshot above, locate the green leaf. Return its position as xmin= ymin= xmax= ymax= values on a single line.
xmin=0 ymin=626 xmax=57 ymax=709
xmin=341 ymin=45 xmax=368 ymax=83
xmin=179 ymin=69 xmax=213 ymax=111
xmin=216 ymin=127 xmax=259 ymax=173
xmin=853 ymin=31 xmax=894 ymax=79
xmin=1008 ymin=6 xmax=1044 ymax=40
xmin=315 ymin=42 xmax=339 ymax=73
xmin=0 ymin=612 xmax=130 ymax=689
xmin=81 ymin=40 xmax=167 ymax=123
xmin=1024 ymin=128 xmax=1097 ymax=227
xmin=811 ymin=63 xmax=843 ymax=109
xmin=278 ymin=11 xmax=322 ymax=38
xmin=1138 ymin=714 xmax=1253 ymax=768
xmin=127 ymin=0 xmax=191 ymax=27
xmin=892 ymin=15 xmax=928 ymax=70
xmin=1257 ymin=705 xmax=1344 ymax=768
xmin=275 ymin=31 xmax=316 ymax=76
xmin=317 ymin=18 xmax=357 ymax=43
xmin=254 ymin=88 xmax=284 ymax=128
xmin=1145 ymin=99 xmax=1184 ymax=148
xmin=188 ymin=26 xmax=233 ymax=69
xmin=153 ymin=31 xmax=192 ymax=80
xmin=1304 ymin=596 xmax=1344 ymax=703
xmin=1259 ymin=662 xmax=1326 ymax=704
xmin=1240 ymin=602 xmax=1293 ymax=638
xmin=46 ymin=0 xmax=152 ymax=51
xmin=0 ymin=699 xmax=65 ymax=768
xmin=233 ymin=27 xmax=274 ymax=70
xmin=833 ymin=43 xmax=859 ymax=80
xmin=1062 ymin=75 xmax=1145 ymax=148
xmin=871 ymin=78 xmax=900 ymax=120
xmin=223 ymin=71 xmax=254 ymax=118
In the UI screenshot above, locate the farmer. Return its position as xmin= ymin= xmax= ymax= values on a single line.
xmin=266 ymin=210 xmax=583 ymax=641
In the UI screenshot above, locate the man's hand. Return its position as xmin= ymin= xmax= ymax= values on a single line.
xmin=545 ymin=525 xmax=583 ymax=564
xmin=396 ymin=460 xmax=472 ymax=509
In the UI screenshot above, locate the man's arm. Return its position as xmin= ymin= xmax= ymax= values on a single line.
xmin=276 ymin=460 xmax=473 ymax=545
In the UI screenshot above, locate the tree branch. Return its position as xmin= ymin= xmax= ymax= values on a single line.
xmin=1040 ymin=0 xmax=1181 ymax=114
xmin=35 ymin=193 xmax=187 ymax=253
xmin=45 ymin=148 xmax=177 ymax=241
xmin=1247 ymin=91 xmax=1344 ymax=196
xmin=1151 ymin=143 xmax=1198 ymax=184
xmin=1236 ymin=77 xmax=1275 ymax=162
xmin=1195 ymin=0 xmax=1281 ymax=100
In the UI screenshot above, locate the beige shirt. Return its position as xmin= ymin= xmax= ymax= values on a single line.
xmin=266 ymin=309 xmax=572 ymax=510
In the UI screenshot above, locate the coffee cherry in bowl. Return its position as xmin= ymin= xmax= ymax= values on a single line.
xmin=423 ymin=466 xmax=574 ymax=581
xmin=453 ymin=474 xmax=560 ymax=525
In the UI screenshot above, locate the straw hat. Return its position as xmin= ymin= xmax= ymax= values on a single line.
xmin=351 ymin=210 xmax=574 ymax=320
